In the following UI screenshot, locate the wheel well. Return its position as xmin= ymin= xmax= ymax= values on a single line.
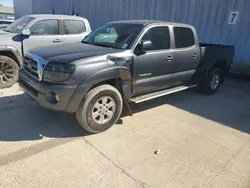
xmin=213 ymin=60 xmax=228 ymax=83
xmin=89 ymin=78 xmax=123 ymax=93
xmin=214 ymin=60 xmax=228 ymax=73
xmin=0 ymin=51 xmax=20 ymax=67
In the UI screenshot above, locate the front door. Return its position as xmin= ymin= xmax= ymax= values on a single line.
xmin=133 ymin=26 xmax=174 ymax=95
xmin=170 ymin=26 xmax=200 ymax=84
xmin=23 ymin=19 xmax=63 ymax=54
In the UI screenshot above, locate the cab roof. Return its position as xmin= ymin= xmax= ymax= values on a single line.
xmin=110 ymin=20 xmax=192 ymax=28
xmin=25 ymin=14 xmax=87 ymax=21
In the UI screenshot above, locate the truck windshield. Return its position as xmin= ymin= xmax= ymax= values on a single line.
xmin=4 ymin=17 xmax=34 ymax=33
xmin=83 ymin=23 xmax=143 ymax=49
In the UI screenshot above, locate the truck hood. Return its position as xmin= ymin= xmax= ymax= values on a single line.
xmin=29 ymin=43 xmax=124 ymax=63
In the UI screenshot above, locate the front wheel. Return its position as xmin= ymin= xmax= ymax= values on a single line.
xmin=0 ymin=55 xmax=19 ymax=89
xmin=76 ymin=85 xmax=123 ymax=134
xmin=200 ymin=68 xmax=222 ymax=95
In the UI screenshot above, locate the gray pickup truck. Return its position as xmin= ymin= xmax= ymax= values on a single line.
xmin=19 ymin=20 xmax=234 ymax=133
xmin=0 ymin=14 xmax=91 ymax=88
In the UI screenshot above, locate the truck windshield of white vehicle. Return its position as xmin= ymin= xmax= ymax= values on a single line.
xmin=4 ymin=16 xmax=34 ymax=33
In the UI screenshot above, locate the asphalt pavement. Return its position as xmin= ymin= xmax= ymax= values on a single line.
xmin=0 ymin=80 xmax=250 ymax=188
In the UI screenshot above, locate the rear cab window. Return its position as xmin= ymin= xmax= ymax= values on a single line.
xmin=63 ymin=20 xmax=86 ymax=34
xmin=174 ymin=27 xmax=195 ymax=48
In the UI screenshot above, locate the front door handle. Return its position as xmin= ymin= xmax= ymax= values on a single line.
xmin=192 ymin=53 xmax=197 ymax=58
xmin=166 ymin=55 xmax=173 ymax=62
xmin=53 ymin=39 xmax=62 ymax=43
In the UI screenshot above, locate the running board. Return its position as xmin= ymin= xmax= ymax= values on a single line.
xmin=129 ymin=85 xmax=197 ymax=104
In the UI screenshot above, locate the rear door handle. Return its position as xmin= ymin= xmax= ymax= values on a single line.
xmin=53 ymin=39 xmax=62 ymax=43
xmin=192 ymin=53 xmax=197 ymax=58
xmin=166 ymin=55 xmax=173 ymax=62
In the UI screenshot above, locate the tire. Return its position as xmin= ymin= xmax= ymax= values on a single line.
xmin=0 ymin=55 xmax=19 ymax=89
xmin=76 ymin=84 xmax=123 ymax=134
xmin=200 ymin=68 xmax=222 ymax=95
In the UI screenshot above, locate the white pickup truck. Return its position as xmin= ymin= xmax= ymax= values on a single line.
xmin=0 ymin=14 xmax=91 ymax=89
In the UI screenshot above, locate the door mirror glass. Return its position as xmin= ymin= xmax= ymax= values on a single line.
xmin=21 ymin=28 xmax=31 ymax=36
xmin=141 ymin=40 xmax=153 ymax=51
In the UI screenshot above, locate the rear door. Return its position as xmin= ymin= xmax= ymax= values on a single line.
xmin=170 ymin=26 xmax=200 ymax=84
xmin=133 ymin=26 xmax=174 ymax=95
xmin=23 ymin=19 xmax=63 ymax=53
xmin=62 ymin=20 xmax=89 ymax=44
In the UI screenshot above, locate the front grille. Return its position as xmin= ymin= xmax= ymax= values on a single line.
xmin=23 ymin=57 xmax=39 ymax=80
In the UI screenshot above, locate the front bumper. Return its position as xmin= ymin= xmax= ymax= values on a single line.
xmin=19 ymin=69 xmax=78 ymax=112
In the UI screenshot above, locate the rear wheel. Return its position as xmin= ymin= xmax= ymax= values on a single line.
xmin=76 ymin=85 xmax=123 ymax=134
xmin=200 ymin=68 xmax=222 ymax=95
xmin=0 ymin=55 xmax=19 ymax=89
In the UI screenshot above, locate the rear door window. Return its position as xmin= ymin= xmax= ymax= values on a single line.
xmin=63 ymin=20 xmax=86 ymax=34
xmin=174 ymin=27 xmax=195 ymax=48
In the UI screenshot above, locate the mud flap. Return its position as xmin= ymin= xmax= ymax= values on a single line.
xmin=123 ymin=99 xmax=133 ymax=116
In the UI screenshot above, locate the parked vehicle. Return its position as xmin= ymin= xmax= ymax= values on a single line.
xmin=0 ymin=14 xmax=91 ymax=88
xmin=0 ymin=19 xmax=14 ymax=30
xmin=19 ymin=20 xmax=234 ymax=133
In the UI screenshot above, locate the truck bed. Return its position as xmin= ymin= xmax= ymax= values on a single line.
xmin=199 ymin=43 xmax=235 ymax=69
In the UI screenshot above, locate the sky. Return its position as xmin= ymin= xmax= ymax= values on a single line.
xmin=0 ymin=0 xmax=13 ymax=7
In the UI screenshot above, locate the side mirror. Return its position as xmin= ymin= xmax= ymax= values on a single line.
xmin=21 ymin=28 xmax=31 ymax=36
xmin=140 ymin=40 xmax=153 ymax=51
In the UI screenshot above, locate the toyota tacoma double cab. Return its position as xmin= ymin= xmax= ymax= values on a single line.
xmin=19 ymin=20 xmax=234 ymax=133
xmin=0 ymin=14 xmax=91 ymax=88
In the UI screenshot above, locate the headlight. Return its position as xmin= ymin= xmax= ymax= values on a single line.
xmin=43 ymin=63 xmax=76 ymax=82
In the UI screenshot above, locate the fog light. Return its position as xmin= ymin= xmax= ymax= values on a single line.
xmin=46 ymin=92 xmax=59 ymax=104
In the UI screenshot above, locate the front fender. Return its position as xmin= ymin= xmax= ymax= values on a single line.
xmin=66 ymin=66 xmax=133 ymax=113
xmin=0 ymin=45 xmax=23 ymax=66
xmin=85 ymin=66 xmax=132 ymax=98
xmin=84 ymin=66 xmax=132 ymax=85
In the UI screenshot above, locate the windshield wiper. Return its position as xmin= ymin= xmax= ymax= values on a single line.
xmin=94 ymin=43 xmax=114 ymax=48
xmin=82 ymin=41 xmax=115 ymax=48
xmin=82 ymin=41 xmax=90 ymax=44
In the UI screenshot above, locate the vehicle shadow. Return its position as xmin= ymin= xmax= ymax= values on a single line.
xmin=0 ymin=79 xmax=249 ymax=142
xmin=0 ymin=94 xmax=89 ymax=141
xmin=129 ymin=79 xmax=250 ymax=134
